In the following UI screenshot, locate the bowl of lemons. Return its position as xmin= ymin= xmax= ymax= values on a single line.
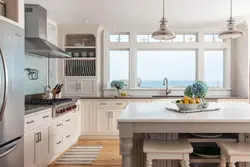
xmin=175 ymin=96 xmax=201 ymax=110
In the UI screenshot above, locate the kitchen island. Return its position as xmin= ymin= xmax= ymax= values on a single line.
xmin=117 ymin=102 xmax=250 ymax=167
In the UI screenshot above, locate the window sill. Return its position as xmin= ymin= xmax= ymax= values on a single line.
xmin=103 ymin=88 xmax=231 ymax=91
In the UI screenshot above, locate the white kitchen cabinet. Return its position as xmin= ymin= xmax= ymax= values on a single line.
xmin=64 ymin=79 xmax=82 ymax=95
xmin=24 ymin=109 xmax=52 ymax=167
xmin=24 ymin=129 xmax=37 ymax=167
xmin=63 ymin=79 xmax=96 ymax=96
xmin=24 ymin=124 xmax=50 ymax=167
xmin=37 ymin=124 xmax=50 ymax=167
xmin=47 ymin=19 xmax=58 ymax=46
xmin=81 ymin=100 xmax=93 ymax=134
xmin=96 ymin=109 xmax=122 ymax=134
xmin=96 ymin=109 xmax=112 ymax=133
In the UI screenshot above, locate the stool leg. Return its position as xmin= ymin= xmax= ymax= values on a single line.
xmin=229 ymin=162 xmax=236 ymax=167
xmin=184 ymin=160 xmax=190 ymax=167
xmin=146 ymin=160 xmax=152 ymax=167
xmin=220 ymin=155 xmax=226 ymax=167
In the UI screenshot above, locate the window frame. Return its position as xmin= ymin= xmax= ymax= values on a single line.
xmin=104 ymin=31 xmax=231 ymax=91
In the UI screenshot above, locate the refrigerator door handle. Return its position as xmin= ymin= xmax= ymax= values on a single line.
xmin=0 ymin=141 xmax=18 ymax=158
xmin=0 ymin=46 xmax=8 ymax=120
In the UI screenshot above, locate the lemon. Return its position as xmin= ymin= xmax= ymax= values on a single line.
xmin=184 ymin=100 xmax=189 ymax=104
xmin=190 ymin=99 xmax=196 ymax=104
xmin=183 ymin=96 xmax=190 ymax=101
xmin=180 ymin=101 xmax=183 ymax=104
xmin=195 ymin=98 xmax=200 ymax=104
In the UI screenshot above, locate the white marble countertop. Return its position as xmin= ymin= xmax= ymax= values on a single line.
xmin=118 ymin=102 xmax=250 ymax=123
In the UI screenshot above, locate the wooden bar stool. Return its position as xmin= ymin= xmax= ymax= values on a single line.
xmin=143 ymin=140 xmax=193 ymax=167
xmin=217 ymin=141 xmax=250 ymax=167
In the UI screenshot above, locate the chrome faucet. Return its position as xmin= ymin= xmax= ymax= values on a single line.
xmin=163 ymin=78 xmax=171 ymax=96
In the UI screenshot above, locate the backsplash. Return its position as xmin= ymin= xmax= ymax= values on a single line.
xmin=25 ymin=54 xmax=48 ymax=95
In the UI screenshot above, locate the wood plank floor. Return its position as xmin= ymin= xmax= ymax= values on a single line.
xmin=49 ymin=140 xmax=121 ymax=167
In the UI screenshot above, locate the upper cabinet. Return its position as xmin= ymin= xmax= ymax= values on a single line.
xmin=57 ymin=24 xmax=103 ymax=97
xmin=1 ymin=0 xmax=24 ymax=28
xmin=47 ymin=19 xmax=58 ymax=46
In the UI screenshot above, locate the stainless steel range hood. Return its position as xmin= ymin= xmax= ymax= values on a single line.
xmin=25 ymin=4 xmax=70 ymax=58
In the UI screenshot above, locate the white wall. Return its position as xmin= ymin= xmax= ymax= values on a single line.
xmin=231 ymin=22 xmax=249 ymax=98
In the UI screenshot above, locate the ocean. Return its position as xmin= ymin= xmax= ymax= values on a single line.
xmin=138 ymin=80 xmax=223 ymax=88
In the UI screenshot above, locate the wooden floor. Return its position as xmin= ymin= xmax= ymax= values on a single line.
xmin=49 ymin=140 xmax=121 ymax=167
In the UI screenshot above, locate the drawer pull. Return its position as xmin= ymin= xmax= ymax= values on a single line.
xmin=56 ymin=123 xmax=62 ymax=127
xmin=100 ymin=103 xmax=106 ymax=105
xmin=116 ymin=103 xmax=123 ymax=105
xmin=56 ymin=141 xmax=62 ymax=145
xmin=26 ymin=120 xmax=35 ymax=124
xmin=66 ymin=119 xmax=70 ymax=122
xmin=43 ymin=115 xmax=49 ymax=119
xmin=66 ymin=135 xmax=70 ymax=138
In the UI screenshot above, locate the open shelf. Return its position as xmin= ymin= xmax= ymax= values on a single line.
xmin=64 ymin=46 xmax=96 ymax=49
xmin=179 ymin=133 xmax=238 ymax=143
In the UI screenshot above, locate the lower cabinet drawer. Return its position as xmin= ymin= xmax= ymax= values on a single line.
xmin=24 ymin=116 xmax=41 ymax=132
xmin=54 ymin=135 xmax=63 ymax=153
xmin=54 ymin=120 xmax=63 ymax=133
xmin=64 ymin=132 xmax=72 ymax=147
xmin=97 ymin=100 xmax=127 ymax=109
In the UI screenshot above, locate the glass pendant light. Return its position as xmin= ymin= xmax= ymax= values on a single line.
xmin=218 ymin=0 xmax=244 ymax=40
xmin=152 ymin=0 xmax=176 ymax=40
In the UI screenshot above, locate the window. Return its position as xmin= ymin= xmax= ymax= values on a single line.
xmin=109 ymin=34 xmax=129 ymax=42
xmin=204 ymin=51 xmax=224 ymax=88
xmin=109 ymin=50 xmax=129 ymax=86
xmin=173 ymin=35 xmax=184 ymax=42
xmin=137 ymin=51 xmax=196 ymax=88
xmin=137 ymin=34 xmax=196 ymax=43
xmin=204 ymin=34 xmax=223 ymax=42
xmin=184 ymin=34 xmax=196 ymax=42
xmin=137 ymin=35 xmax=149 ymax=42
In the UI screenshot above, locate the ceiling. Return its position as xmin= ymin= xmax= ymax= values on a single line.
xmin=24 ymin=0 xmax=250 ymax=29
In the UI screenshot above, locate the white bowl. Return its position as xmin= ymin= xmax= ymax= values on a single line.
xmin=175 ymin=103 xmax=199 ymax=110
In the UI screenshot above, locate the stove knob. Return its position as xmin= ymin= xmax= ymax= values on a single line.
xmin=67 ymin=107 xmax=70 ymax=111
xmin=56 ymin=110 xmax=60 ymax=114
xmin=63 ymin=109 xmax=66 ymax=113
xmin=74 ymin=105 xmax=77 ymax=108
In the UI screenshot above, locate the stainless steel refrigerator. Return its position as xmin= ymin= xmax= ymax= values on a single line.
xmin=0 ymin=19 xmax=24 ymax=167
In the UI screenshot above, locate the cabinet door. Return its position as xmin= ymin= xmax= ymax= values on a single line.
xmin=81 ymin=101 xmax=93 ymax=133
xmin=81 ymin=80 xmax=96 ymax=95
xmin=96 ymin=110 xmax=112 ymax=133
xmin=37 ymin=124 xmax=50 ymax=167
xmin=113 ymin=110 xmax=122 ymax=133
xmin=64 ymin=79 xmax=81 ymax=95
xmin=24 ymin=129 xmax=38 ymax=167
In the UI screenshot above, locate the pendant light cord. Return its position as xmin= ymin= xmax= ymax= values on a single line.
xmin=163 ymin=0 xmax=165 ymax=18
xmin=230 ymin=0 xmax=232 ymax=18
